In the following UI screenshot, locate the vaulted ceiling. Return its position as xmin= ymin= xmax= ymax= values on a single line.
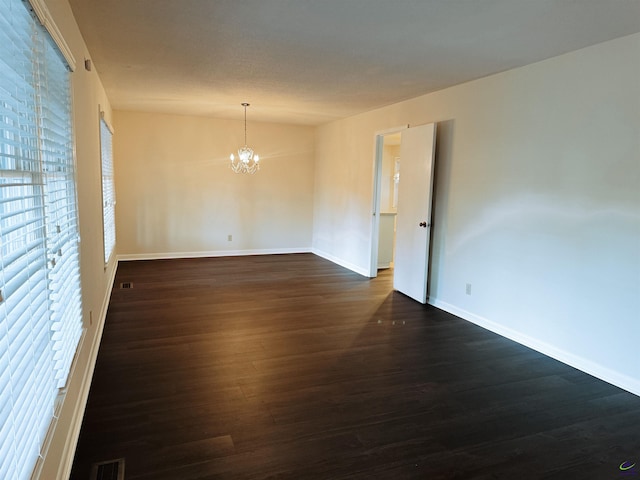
xmin=68 ymin=0 xmax=640 ymax=125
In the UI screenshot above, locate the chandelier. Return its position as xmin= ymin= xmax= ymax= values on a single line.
xmin=230 ymin=102 xmax=260 ymax=174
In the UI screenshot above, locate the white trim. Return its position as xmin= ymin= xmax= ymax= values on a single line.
xmin=99 ymin=107 xmax=114 ymax=134
xmin=50 ymin=261 xmax=118 ymax=479
xmin=26 ymin=0 xmax=76 ymax=71
xmin=311 ymin=248 xmax=371 ymax=277
xmin=116 ymin=249 xmax=373 ymax=278
xmin=369 ymin=125 xmax=409 ymax=277
xmin=117 ymin=247 xmax=372 ymax=277
xmin=429 ymin=296 xmax=640 ymax=398
xmin=369 ymin=134 xmax=384 ymax=278
xmin=117 ymin=247 xmax=311 ymax=262
xmin=374 ymin=125 xmax=409 ymax=137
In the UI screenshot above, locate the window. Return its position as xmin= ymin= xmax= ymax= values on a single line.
xmin=0 ymin=0 xmax=81 ymax=478
xmin=100 ymin=114 xmax=115 ymax=264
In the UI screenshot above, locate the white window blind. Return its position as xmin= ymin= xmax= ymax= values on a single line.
xmin=100 ymin=115 xmax=115 ymax=264
xmin=0 ymin=0 xmax=82 ymax=478
xmin=37 ymin=11 xmax=82 ymax=390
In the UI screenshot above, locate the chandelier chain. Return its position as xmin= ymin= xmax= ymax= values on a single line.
xmin=243 ymin=103 xmax=248 ymax=146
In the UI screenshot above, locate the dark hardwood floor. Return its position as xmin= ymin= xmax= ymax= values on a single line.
xmin=70 ymin=254 xmax=640 ymax=479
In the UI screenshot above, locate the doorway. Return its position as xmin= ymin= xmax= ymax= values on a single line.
xmin=370 ymin=124 xmax=437 ymax=304
xmin=369 ymin=126 xmax=407 ymax=278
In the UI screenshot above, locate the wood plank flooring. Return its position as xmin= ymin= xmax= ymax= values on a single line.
xmin=70 ymin=254 xmax=640 ymax=479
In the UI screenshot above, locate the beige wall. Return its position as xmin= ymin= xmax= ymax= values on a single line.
xmin=40 ymin=0 xmax=116 ymax=478
xmin=313 ymin=34 xmax=640 ymax=394
xmin=114 ymin=111 xmax=315 ymax=258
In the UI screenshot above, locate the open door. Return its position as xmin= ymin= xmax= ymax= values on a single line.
xmin=393 ymin=123 xmax=437 ymax=304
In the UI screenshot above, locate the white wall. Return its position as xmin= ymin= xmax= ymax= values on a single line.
xmin=114 ymin=111 xmax=315 ymax=259
xmin=313 ymin=34 xmax=640 ymax=395
xmin=39 ymin=0 xmax=117 ymax=478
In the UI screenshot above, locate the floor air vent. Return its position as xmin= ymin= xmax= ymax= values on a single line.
xmin=90 ymin=458 xmax=125 ymax=480
xmin=120 ymin=282 xmax=133 ymax=289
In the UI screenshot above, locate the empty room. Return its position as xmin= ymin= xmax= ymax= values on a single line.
xmin=1 ymin=1 xmax=639 ymax=479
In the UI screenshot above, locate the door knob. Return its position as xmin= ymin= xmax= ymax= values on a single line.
xmin=419 ymin=221 xmax=428 ymax=228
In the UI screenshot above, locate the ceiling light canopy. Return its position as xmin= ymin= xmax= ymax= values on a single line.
xmin=230 ymin=102 xmax=259 ymax=174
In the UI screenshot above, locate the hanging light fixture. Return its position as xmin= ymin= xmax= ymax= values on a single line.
xmin=230 ymin=102 xmax=260 ymax=174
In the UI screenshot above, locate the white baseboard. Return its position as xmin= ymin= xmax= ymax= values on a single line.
xmin=117 ymin=247 xmax=311 ymax=262
xmin=117 ymin=248 xmax=373 ymax=279
xmin=311 ymin=248 xmax=371 ymax=277
xmin=429 ymin=297 xmax=640 ymax=398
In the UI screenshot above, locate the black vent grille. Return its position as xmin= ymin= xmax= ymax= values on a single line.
xmin=90 ymin=458 xmax=125 ymax=480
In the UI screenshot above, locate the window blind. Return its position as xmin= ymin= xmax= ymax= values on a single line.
xmin=0 ymin=0 xmax=82 ymax=478
xmin=100 ymin=116 xmax=115 ymax=264
xmin=36 ymin=13 xmax=82 ymax=390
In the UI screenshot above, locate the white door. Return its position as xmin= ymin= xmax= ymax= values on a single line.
xmin=393 ymin=123 xmax=437 ymax=303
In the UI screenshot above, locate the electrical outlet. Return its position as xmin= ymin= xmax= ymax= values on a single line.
xmin=466 ymin=283 xmax=472 ymax=295
xmin=227 ymin=234 xmax=233 ymax=241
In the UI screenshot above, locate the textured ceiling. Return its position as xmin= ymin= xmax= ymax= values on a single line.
xmin=68 ymin=0 xmax=640 ymax=125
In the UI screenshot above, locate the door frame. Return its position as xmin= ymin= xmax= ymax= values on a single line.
xmin=368 ymin=125 xmax=409 ymax=278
